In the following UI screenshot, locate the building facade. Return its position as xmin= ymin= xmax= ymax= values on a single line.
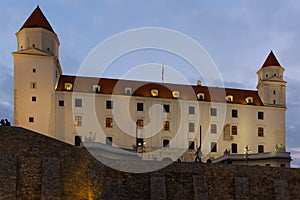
xmin=13 ymin=7 xmax=291 ymax=166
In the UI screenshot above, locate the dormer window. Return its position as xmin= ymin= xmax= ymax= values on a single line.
xmin=151 ymin=89 xmax=158 ymax=97
xmin=125 ymin=87 xmax=132 ymax=95
xmin=64 ymin=83 xmax=73 ymax=91
xmin=245 ymin=97 xmax=253 ymax=104
xmin=172 ymin=91 xmax=180 ymax=98
xmin=197 ymin=93 xmax=205 ymax=101
xmin=92 ymin=85 xmax=101 ymax=93
xmin=226 ymin=95 xmax=233 ymax=103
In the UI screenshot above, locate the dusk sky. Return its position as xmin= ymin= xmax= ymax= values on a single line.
xmin=0 ymin=1 xmax=299 ymax=167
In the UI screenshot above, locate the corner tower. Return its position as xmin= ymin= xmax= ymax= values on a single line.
xmin=257 ymin=51 xmax=286 ymax=107
xmin=12 ymin=6 xmax=62 ymax=136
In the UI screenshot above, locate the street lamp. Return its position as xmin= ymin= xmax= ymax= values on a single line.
xmin=244 ymin=145 xmax=251 ymax=166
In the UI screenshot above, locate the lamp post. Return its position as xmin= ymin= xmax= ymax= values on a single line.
xmin=244 ymin=145 xmax=250 ymax=166
xmin=135 ymin=120 xmax=138 ymax=152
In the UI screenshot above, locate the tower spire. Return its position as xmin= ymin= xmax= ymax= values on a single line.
xmin=261 ymin=51 xmax=281 ymax=68
xmin=20 ymin=6 xmax=54 ymax=33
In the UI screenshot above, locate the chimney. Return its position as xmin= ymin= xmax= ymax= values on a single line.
xmin=197 ymin=80 xmax=202 ymax=86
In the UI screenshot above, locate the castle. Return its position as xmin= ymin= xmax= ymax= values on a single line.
xmin=12 ymin=6 xmax=291 ymax=166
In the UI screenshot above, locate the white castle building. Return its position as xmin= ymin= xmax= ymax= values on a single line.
xmin=13 ymin=7 xmax=291 ymax=167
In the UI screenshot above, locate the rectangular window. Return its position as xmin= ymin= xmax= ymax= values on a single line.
xmin=59 ymin=100 xmax=64 ymax=107
xmin=280 ymin=164 xmax=285 ymax=168
xmin=189 ymin=106 xmax=195 ymax=115
xmin=188 ymin=141 xmax=195 ymax=150
xmin=258 ymin=145 xmax=264 ymax=153
xmin=163 ymin=121 xmax=170 ymax=131
xmin=105 ymin=117 xmax=113 ymax=128
xmin=258 ymin=127 xmax=264 ymax=137
xmin=163 ymin=104 xmax=170 ymax=113
xmin=188 ymin=123 xmax=195 ymax=132
xmin=30 ymin=82 xmax=37 ymax=89
xmin=231 ymin=125 xmax=237 ymax=135
xmin=106 ymin=100 xmax=113 ymax=109
xmin=74 ymin=116 xmax=82 ymax=126
xmin=211 ymin=108 xmax=217 ymax=116
xmin=163 ymin=139 xmax=170 ymax=148
xmin=32 ymin=96 xmax=36 ymax=102
xmin=211 ymin=142 xmax=217 ymax=152
xmin=32 ymin=68 xmax=36 ymax=73
xmin=75 ymin=98 xmax=82 ymax=107
xmin=231 ymin=143 xmax=237 ymax=153
xmin=232 ymin=109 xmax=238 ymax=118
xmin=137 ymin=102 xmax=144 ymax=111
xmin=137 ymin=119 xmax=144 ymax=128
xmin=211 ymin=124 xmax=217 ymax=134
xmin=106 ymin=137 xmax=113 ymax=145
xmin=29 ymin=117 xmax=34 ymax=123
xmin=258 ymin=111 xmax=264 ymax=120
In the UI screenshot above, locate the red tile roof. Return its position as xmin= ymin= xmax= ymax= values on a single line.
xmin=261 ymin=51 xmax=281 ymax=68
xmin=20 ymin=6 xmax=54 ymax=33
xmin=56 ymin=75 xmax=263 ymax=106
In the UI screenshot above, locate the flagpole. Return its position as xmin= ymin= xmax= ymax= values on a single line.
xmin=162 ymin=63 xmax=164 ymax=82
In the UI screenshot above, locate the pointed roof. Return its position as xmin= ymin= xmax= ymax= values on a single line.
xmin=20 ymin=6 xmax=54 ymax=33
xmin=261 ymin=51 xmax=281 ymax=68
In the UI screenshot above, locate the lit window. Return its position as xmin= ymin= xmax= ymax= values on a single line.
xmin=137 ymin=102 xmax=144 ymax=111
xmin=258 ymin=145 xmax=264 ymax=153
xmin=106 ymin=100 xmax=113 ymax=109
xmin=75 ymin=99 xmax=82 ymax=107
xmin=172 ymin=91 xmax=180 ymax=98
xmin=106 ymin=137 xmax=113 ymax=145
xmin=29 ymin=117 xmax=34 ymax=123
xmin=151 ymin=89 xmax=158 ymax=97
xmin=163 ymin=121 xmax=170 ymax=131
xmin=188 ymin=141 xmax=195 ymax=150
xmin=188 ymin=123 xmax=195 ymax=132
xmin=125 ymin=87 xmax=132 ymax=95
xmin=258 ymin=127 xmax=264 ymax=137
xmin=74 ymin=116 xmax=82 ymax=126
xmin=231 ymin=125 xmax=237 ymax=135
xmin=231 ymin=143 xmax=237 ymax=153
xmin=211 ymin=142 xmax=217 ymax=152
xmin=163 ymin=104 xmax=170 ymax=113
xmin=93 ymin=85 xmax=100 ymax=93
xmin=30 ymin=82 xmax=37 ymax=89
xmin=258 ymin=111 xmax=264 ymax=120
xmin=226 ymin=95 xmax=233 ymax=102
xmin=64 ymin=83 xmax=72 ymax=91
xmin=163 ymin=139 xmax=169 ymax=148
xmin=137 ymin=119 xmax=144 ymax=128
xmin=211 ymin=124 xmax=217 ymax=134
xmin=189 ymin=106 xmax=195 ymax=115
xmin=197 ymin=93 xmax=204 ymax=101
xmin=211 ymin=108 xmax=217 ymax=116
xmin=232 ymin=109 xmax=238 ymax=118
xmin=59 ymin=100 xmax=64 ymax=107
xmin=105 ymin=117 xmax=113 ymax=128
xmin=32 ymin=96 xmax=36 ymax=102
xmin=245 ymin=97 xmax=253 ymax=104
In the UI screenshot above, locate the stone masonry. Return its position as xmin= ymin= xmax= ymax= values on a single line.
xmin=0 ymin=126 xmax=299 ymax=200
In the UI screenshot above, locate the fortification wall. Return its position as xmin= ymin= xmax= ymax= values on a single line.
xmin=0 ymin=126 xmax=299 ymax=200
